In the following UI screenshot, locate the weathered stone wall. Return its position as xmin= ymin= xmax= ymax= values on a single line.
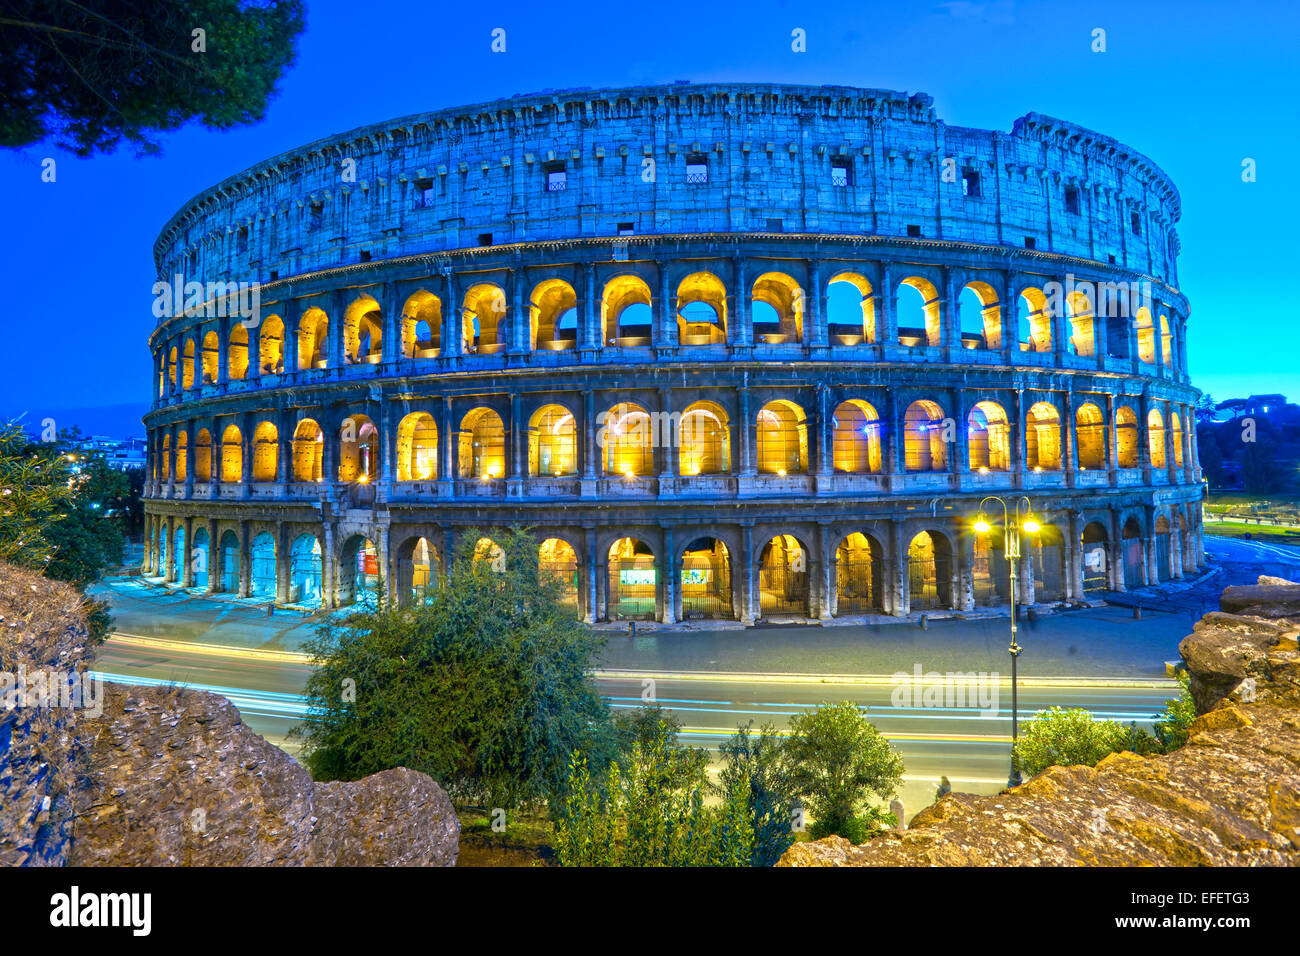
xmin=0 ymin=562 xmax=459 ymax=867
xmin=779 ymin=576 xmax=1300 ymax=866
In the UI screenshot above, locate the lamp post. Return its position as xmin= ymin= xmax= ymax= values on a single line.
xmin=974 ymin=495 xmax=1040 ymax=789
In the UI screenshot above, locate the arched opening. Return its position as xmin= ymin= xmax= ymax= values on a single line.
xmin=459 ymin=408 xmax=506 ymax=480
xmin=228 ymin=325 xmax=249 ymax=380
xmin=219 ymin=530 xmax=239 ymax=593
xmin=462 ymin=283 xmax=506 ymax=354
xmin=291 ymin=419 xmax=323 ymax=481
xmin=1135 ymin=308 xmax=1156 ymax=364
xmin=676 ymin=272 xmax=727 ymax=345
xmin=181 ymin=339 xmax=195 ymax=390
xmin=1160 ymin=315 xmax=1173 ymax=366
xmin=249 ymin=532 xmax=276 ymax=599
xmin=1121 ymin=517 xmax=1145 ymax=588
xmin=1081 ymin=522 xmax=1110 ymax=592
xmin=1171 ymin=412 xmax=1185 ymax=467
xmin=201 ymin=331 xmax=219 ymax=384
xmin=192 ymin=527 xmax=209 ymax=589
xmin=338 ymin=534 xmax=380 ymax=609
xmin=174 ymin=432 xmax=188 ymax=481
xmin=167 ymin=346 xmax=178 ymax=389
xmin=251 ymin=421 xmax=278 ymax=481
xmin=967 ymin=401 xmax=1010 ymax=472
xmin=1154 ymin=515 xmax=1172 ymax=581
xmin=1025 ymin=402 xmax=1062 ymax=471
xmin=602 ymin=275 xmax=653 ymax=346
xmin=602 ymin=402 xmax=652 ymax=477
xmin=679 ymin=401 xmax=730 ymax=475
xmin=530 ymin=278 xmax=578 ymax=351
xmin=831 ymin=399 xmax=882 ymax=474
xmin=529 ymin=404 xmax=576 ymax=477
xmin=1115 ymin=405 xmax=1139 ymax=468
xmin=835 ymin=532 xmax=882 ymax=613
xmin=1148 ymin=409 xmax=1167 ymax=468
xmin=396 ymin=536 xmax=439 ymax=605
xmin=759 ymin=534 xmax=809 ymax=616
xmin=826 ymin=273 xmax=875 ymax=345
xmin=1017 ymin=287 xmax=1052 ymax=353
xmin=257 ymin=315 xmax=284 ymax=375
xmin=401 ymin=290 xmax=441 ymax=358
xmin=959 ymin=282 xmax=1001 ymax=350
xmin=344 ymin=296 xmax=383 ymax=365
xmin=339 ymin=415 xmax=379 ymax=483
xmin=539 ymin=537 xmax=579 ymax=610
xmin=1076 ymin=403 xmax=1106 ymax=470
xmin=903 ymin=400 xmax=948 ymax=472
xmin=473 ymin=536 xmax=506 ymax=570
xmin=971 ymin=533 xmax=1010 ymax=606
xmin=220 ymin=425 xmax=242 ymax=483
xmin=607 ymin=537 xmax=655 ymax=620
xmin=1026 ymin=524 xmax=1066 ymax=602
xmin=896 ymin=277 xmax=941 ymax=347
xmin=681 ymin=537 xmax=732 ymax=619
xmin=396 ymin=412 xmax=438 ymax=481
xmin=298 ymin=308 xmax=329 ymax=369
xmin=907 ymin=531 xmax=953 ymax=610
xmin=756 ymin=400 xmax=807 ymax=475
xmin=751 ymin=272 xmax=803 ymax=344
xmin=1066 ymin=290 xmax=1096 ymax=357
xmin=194 ymin=429 xmax=212 ymax=482
xmin=172 ymin=524 xmax=185 ymax=583
xmin=289 ymin=533 xmax=323 ymax=607
xmin=160 ymin=435 xmax=171 ymax=481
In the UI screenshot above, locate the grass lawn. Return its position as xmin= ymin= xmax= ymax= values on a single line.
xmin=1201 ymin=520 xmax=1300 ymax=543
xmin=456 ymin=807 xmax=555 ymax=866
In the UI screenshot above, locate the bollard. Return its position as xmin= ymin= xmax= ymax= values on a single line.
xmin=920 ymin=613 xmax=929 ymax=630
xmin=629 ymin=621 xmax=636 ymax=638
xmin=1133 ymin=604 xmax=1142 ymax=620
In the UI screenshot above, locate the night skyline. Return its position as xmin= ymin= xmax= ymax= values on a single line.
xmin=2 ymin=0 xmax=1296 ymax=434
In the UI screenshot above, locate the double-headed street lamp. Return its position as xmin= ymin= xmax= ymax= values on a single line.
xmin=974 ymin=495 xmax=1040 ymax=789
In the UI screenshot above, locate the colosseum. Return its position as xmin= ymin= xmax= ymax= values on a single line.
xmin=141 ymin=82 xmax=1205 ymax=624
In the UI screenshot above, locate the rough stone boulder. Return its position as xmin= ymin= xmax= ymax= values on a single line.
xmin=779 ymin=580 xmax=1300 ymax=867
xmin=68 ymin=686 xmax=460 ymax=866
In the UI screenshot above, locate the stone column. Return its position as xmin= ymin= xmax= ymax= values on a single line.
xmin=275 ymin=521 xmax=290 ymax=604
xmin=282 ymin=299 xmax=301 ymax=376
xmin=437 ymin=396 xmax=454 ymax=497
xmin=1145 ymin=506 xmax=1159 ymax=586
xmin=322 ymin=521 xmax=337 ymax=608
xmin=579 ymin=262 xmax=598 ymax=355
xmin=1105 ymin=392 xmax=1119 ymax=483
xmin=238 ymin=519 xmax=251 ymax=597
xmin=441 ymin=269 xmax=461 ymax=359
xmin=816 ymin=522 xmax=832 ymax=620
xmin=584 ymin=526 xmax=598 ymax=625
xmin=657 ymin=264 xmax=673 ymax=350
xmin=739 ymin=524 xmax=756 ymax=624
xmin=889 ymin=519 xmax=907 ymax=616
xmin=1012 ymin=388 xmax=1027 ymax=490
xmin=956 ymin=529 xmax=975 ymax=612
xmin=814 ymin=384 xmax=832 ymax=478
xmin=807 ymin=259 xmax=825 ymax=348
xmin=510 ymin=267 xmax=528 ymax=355
xmin=206 ymin=517 xmax=219 ymax=593
xmin=1064 ymin=388 xmax=1078 ymax=486
xmin=1065 ymin=510 xmax=1083 ymax=601
xmin=732 ymin=256 xmax=751 ymax=349
xmin=181 ymin=516 xmax=195 ymax=587
xmin=657 ymin=387 xmax=676 ymax=480
xmin=738 ymin=383 xmax=754 ymax=477
xmin=878 ymin=263 xmax=897 ymax=346
xmin=660 ymin=525 xmax=676 ymax=624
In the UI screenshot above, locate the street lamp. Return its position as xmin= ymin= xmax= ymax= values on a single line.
xmin=974 ymin=495 xmax=1040 ymax=789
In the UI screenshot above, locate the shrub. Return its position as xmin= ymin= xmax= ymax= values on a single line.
xmin=1154 ymin=672 xmax=1196 ymax=752
xmin=1013 ymin=707 xmax=1160 ymax=778
xmin=716 ymin=721 xmax=799 ymax=866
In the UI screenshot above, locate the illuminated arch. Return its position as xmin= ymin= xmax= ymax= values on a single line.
xmin=1159 ymin=314 xmax=1173 ymax=366
xmin=298 ymin=307 xmax=329 ymax=369
xmin=201 ymin=331 xmax=220 ymax=384
xmin=1135 ymin=308 xmax=1156 ymax=364
xmin=1148 ymin=408 xmax=1167 ymax=468
xmin=194 ymin=429 xmax=212 ymax=482
xmin=831 ymin=399 xmax=882 ymax=474
xmin=344 ymin=295 xmax=382 ymax=364
xmin=291 ymin=419 xmax=323 ymax=481
xmin=459 ymin=407 xmax=505 ymax=479
xmin=835 ymin=532 xmax=882 ymax=613
xmin=756 ymin=400 xmax=807 ymax=475
xmin=758 ymin=534 xmax=809 ymax=616
xmin=1075 ymin=403 xmax=1106 ymax=470
xmin=958 ymin=281 xmax=1002 ymax=350
xmin=174 ymin=431 xmax=188 ymax=481
xmin=967 ymin=401 xmax=1010 ymax=472
xmin=1171 ymin=411 xmax=1185 ymax=467
xmin=530 ymin=278 xmax=578 ymax=351
xmin=751 ymin=271 xmax=803 ymax=344
xmin=160 ymin=434 xmax=172 ymax=481
xmin=339 ymin=414 xmax=378 ymax=482
xmin=680 ymin=537 xmax=732 ymax=619
xmin=602 ymin=402 xmax=652 ymax=477
xmin=529 ymin=403 xmax=577 ymax=476
xmin=228 ymin=325 xmax=249 ymax=380
xmin=896 ymin=277 xmax=941 ymax=347
xmin=903 ymin=400 xmax=948 ymax=471
xmin=602 ymin=274 xmax=653 ymax=345
xmin=826 ymin=272 xmax=875 ymax=344
xmin=676 ymin=271 xmax=727 ymax=345
xmin=251 ymin=422 xmax=278 ymax=481
xmin=1026 ymin=402 xmax=1062 ymax=471
xmin=607 ymin=537 xmax=656 ymax=620
xmin=259 ymin=314 xmax=285 ymax=374
xmin=396 ymin=412 xmax=438 ymax=481
xmin=462 ymin=283 xmax=506 ymax=354
xmin=1066 ymin=290 xmax=1096 ymax=357
xmin=1115 ymin=405 xmax=1139 ymax=468
xmin=181 ymin=339 xmax=195 ymax=389
xmin=401 ymin=290 xmax=441 ymax=358
xmin=220 ymin=424 xmax=242 ymax=483
xmin=539 ymin=537 xmax=579 ymax=609
xmin=1017 ymin=287 xmax=1052 ymax=352
xmin=679 ymin=401 xmax=730 ymax=475
xmin=907 ymin=530 xmax=953 ymax=610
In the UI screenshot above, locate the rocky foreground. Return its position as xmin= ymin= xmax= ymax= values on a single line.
xmin=779 ymin=577 xmax=1300 ymax=866
xmin=0 ymin=561 xmax=458 ymax=867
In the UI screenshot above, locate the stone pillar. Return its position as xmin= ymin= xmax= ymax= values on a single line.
xmin=1065 ymin=510 xmax=1083 ymax=601
xmin=329 ymin=291 xmax=345 ymax=369
xmin=738 ymin=383 xmax=754 ymax=477
xmin=275 ymin=521 xmax=290 ymax=604
xmin=878 ymin=263 xmax=897 ymax=346
xmin=739 ymin=524 xmax=756 ymax=624
xmin=1064 ymin=389 xmax=1078 ymax=486
xmin=238 ymin=519 xmax=251 ymax=598
xmin=657 ymin=387 xmax=676 ymax=480
xmin=814 ymin=384 xmax=832 ymax=478
xmin=377 ymin=524 xmax=392 ymax=607
xmin=181 ymin=515 xmax=195 ymax=588
xmin=660 ymin=526 xmax=676 ymax=624
xmin=510 ymin=267 xmax=528 ymax=355
xmin=579 ymin=261 xmax=599 ymax=354
xmin=584 ymin=526 xmax=598 ymax=625
xmin=322 ymin=521 xmax=337 ymax=608
xmin=816 ymin=522 xmax=832 ymax=620
xmin=509 ymin=392 xmax=524 ymax=482
xmin=381 ymin=283 xmax=401 ymax=366
xmin=1109 ymin=509 xmax=1126 ymax=592
xmin=1164 ymin=402 xmax=1178 ymax=483
xmin=441 ymin=270 xmax=461 ymax=359
xmin=582 ymin=389 xmax=598 ymax=481
xmin=1145 ymin=506 xmax=1159 ymax=586
xmin=438 ymin=396 xmax=454 ymax=496
xmin=807 ymin=259 xmax=825 ymax=348
xmin=657 ymin=264 xmax=673 ymax=350
xmin=282 ymin=299 xmax=301 ymax=376
xmin=889 ymin=519 xmax=907 ymax=616
xmin=1012 ymin=388 xmax=1027 ymax=490
xmin=1105 ymin=392 xmax=1119 ymax=482
xmin=953 ymin=390 xmax=970 ymax=479
xmin=956 ymin=529 xmax=975 ymax=612
xmin=732 ymin=256 xmax=751 ymax=348
xmin=206 ymin=517 xmax=219 ymax=593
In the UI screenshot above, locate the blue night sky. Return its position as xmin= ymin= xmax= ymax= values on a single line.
xmin=1 ymin=0 xmax=1296 ymax=437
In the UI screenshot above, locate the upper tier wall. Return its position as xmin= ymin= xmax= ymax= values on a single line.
xmin=153 ymin=83 xmax=1182 ymax=314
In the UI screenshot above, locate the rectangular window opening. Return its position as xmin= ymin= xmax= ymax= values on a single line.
xmin=545 ymin=162 xmax=567 ymax=192
xmin=961 ymin=168 xmax=981 ymax=198
xmin=1064 ymin=186 xmax=1080 ymax=214
xmin=906 ymin=224 xmax=922 ymax=238
xmin=831 ymin=156 xmax=852 ymax=187
xmin=685 ymin=153 xmax=708 ymax=184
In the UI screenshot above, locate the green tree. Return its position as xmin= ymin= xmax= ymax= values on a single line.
xmin=613 ymin=704 xmax=707 ymax=794
xmin=1 ymin=0 xmax=305 ymax=155
xmin=717 ymin=720 xmax=799 ymax=866
xmin=1153 ymin=673 xmax=1196 ymax=753
xmin=554 ymin=720 xmax=753 ymax=867
xmin=783 ymin=701 xmax=904 ymax=843
xmin=1013 ymin=707 xmax=1159 ymax=778
xmin=293 ymin=528 xmax=615 ymax=809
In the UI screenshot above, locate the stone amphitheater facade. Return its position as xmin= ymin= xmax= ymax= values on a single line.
xmin=141 ymin=82 xmax=1205 ymax=624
